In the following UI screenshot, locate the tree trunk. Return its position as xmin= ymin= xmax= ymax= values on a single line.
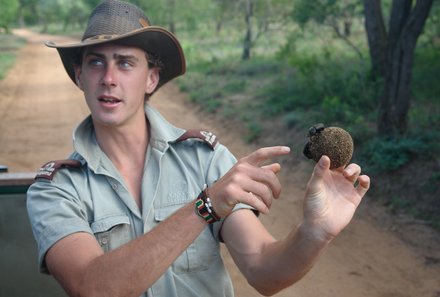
xmin=216 ymin=18 xmax=223 ymax=33
xmin=363 ymin=0 xmax=388 ymax=79
xmin=364 ymin=0 xmax=434 ymax=136
xmin=378 ymin=37 xmax=415 ymax=135
xmin=242 ymin=0 xmax=253 ymax=60
xmin=168 ymin=0 xmax=176 ymax=34
xmin=18 ymin=5 xmax=25 ymax=27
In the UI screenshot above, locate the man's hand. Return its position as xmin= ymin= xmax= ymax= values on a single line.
xmin=302 ymin=155 xmax=370 ymax=242
xmin=208 ymin=146 xmax=291 ymax=217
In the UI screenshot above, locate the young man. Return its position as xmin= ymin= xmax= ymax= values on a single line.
xmin=27 ymin=1 xmax=370 ymax=297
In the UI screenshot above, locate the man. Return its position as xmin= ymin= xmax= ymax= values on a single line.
xmin=27 ymin=1 xmax=370 ymax=297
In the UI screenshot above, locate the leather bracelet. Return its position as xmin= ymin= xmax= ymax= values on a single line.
xmin=195 ymin=185 xmax=221 ymax=224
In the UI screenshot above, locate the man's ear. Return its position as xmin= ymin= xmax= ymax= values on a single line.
xmin=74 ymin=65 xmax=83 ymax=90
xmin=145 ymin=67 xmax=160 ymax=95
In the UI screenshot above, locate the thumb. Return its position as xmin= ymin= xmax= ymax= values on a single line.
xmin=305 ymin=155 xmax=330 ymax=197
xmin=312 ymin=155 xmax=331 ymax=179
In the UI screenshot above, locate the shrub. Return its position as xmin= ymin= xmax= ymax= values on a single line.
xmin=245 ymin=121 xmax=262 ymax=143
xmin=0 ymin=53 xmax=16 ymax=79
xmin=0 ymin=34 xmax=26 ymax=80
xmin=360 ymin=135 xmax=434 ymax=172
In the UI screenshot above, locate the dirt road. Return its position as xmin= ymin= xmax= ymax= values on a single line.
xmin=1 ymin=30 xmax=439 ymax=297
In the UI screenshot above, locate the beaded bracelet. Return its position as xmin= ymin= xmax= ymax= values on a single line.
xmin=195 ymin=185 xmax=221 ymax=224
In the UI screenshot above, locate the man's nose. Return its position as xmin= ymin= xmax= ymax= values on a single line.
xmin=101 ymin=64 xmax=117 ymax=87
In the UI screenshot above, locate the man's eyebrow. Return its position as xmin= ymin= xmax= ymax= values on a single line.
xmin=84 ymin=52 xmax=140 ymax=62
xmin=113 ymin=53 xmax=140 ymax=61
xmin=84 ymin=51 xmax=105 ymax=59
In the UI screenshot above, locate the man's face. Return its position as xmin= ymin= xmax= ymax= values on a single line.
xmin=75 ymin=43 xmax=159 ymax=129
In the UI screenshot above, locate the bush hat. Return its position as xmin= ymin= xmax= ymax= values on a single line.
xmin=45 ymin=0 xmax=186 ymax=89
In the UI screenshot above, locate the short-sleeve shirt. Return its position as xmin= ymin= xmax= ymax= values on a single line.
xmin=27 ymin=104 xmax=241 ymax=297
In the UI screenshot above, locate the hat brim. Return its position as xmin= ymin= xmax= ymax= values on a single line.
xmin=45 ymin=26 xmax=186 ymax=89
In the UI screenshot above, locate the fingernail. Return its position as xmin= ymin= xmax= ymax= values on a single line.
xmin=281 ymin=146 xmax=290 ymax=152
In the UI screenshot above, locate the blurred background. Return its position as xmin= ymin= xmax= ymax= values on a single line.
xmin=3 ymin=0 xmax=437 ymax=240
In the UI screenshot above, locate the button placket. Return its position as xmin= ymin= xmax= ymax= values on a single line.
xmin=99 ymin=237 xmax=108 ymax=246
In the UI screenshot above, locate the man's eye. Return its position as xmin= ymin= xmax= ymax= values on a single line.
xmin=119 ymin=60 xmax=133 ymax=68
xmin=88 ymin=59 xmax=104 ymax=67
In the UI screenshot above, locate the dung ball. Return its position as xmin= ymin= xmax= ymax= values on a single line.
xmin=303 ymin=123 xmax=354 ymax=169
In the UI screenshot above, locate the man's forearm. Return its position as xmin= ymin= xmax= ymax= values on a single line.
xmin=245 ymin=223 xmax=331 ymax=296
xmin=63 ymin=201 xmax=207 ymax=297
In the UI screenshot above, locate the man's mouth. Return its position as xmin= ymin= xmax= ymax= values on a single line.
xmin=98 ymin=96 xmax=122 ymax=104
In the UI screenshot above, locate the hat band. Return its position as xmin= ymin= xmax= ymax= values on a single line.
xmin=83 ymin=34 xmax=119 ymax=42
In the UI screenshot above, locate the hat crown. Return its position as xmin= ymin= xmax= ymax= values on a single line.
xmin=47 ymin=0 xmax=185 ymax=90
xmin=82 ymin=0 xmax=150 ymax=41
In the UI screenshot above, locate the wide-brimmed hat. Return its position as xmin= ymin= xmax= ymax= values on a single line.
xmin=45 ymin=0 xmax=186 ymax=89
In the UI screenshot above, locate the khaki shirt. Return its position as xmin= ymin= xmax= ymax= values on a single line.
xmin=27 ymin=104 xmax=239 ymax=297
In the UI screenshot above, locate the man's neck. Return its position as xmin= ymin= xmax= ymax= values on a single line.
xmin=94 ymin=116 xmax=149 ymax=209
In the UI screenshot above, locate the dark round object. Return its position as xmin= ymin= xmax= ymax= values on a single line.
xmin=303 ymin=124 xmax=354 ymax=169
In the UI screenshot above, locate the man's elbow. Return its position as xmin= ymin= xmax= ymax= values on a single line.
xmin=249 ymin=280 xmax=287 ymax=296
xmin=246 ymin=270 xmax=295 ymax=296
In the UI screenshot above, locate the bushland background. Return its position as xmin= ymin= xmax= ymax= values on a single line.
xmin=2 ymin=0 xmax=438 ymax=228
xmin=0 ymin=0 xmax=439 ymax=296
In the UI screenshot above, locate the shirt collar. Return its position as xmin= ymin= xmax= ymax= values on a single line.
xmin=145 ymin=104 xmax=186 ymax=152
xmin=72 ymin=104 xmax=186 ymax=171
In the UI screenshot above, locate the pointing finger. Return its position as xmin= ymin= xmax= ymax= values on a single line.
xmin=242 ymin=146 xmax=290 ymax=167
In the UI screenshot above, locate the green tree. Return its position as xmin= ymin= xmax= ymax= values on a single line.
xmin=0 ymin=0 xmax=20 ymax=32
xmin=292 ymin=0 xmax=435 ymax=136
xmin=33 ymin=0 xmax=95 ymax=32
xmin=36 ymin=0 xmax=63 ymax=32
xmin=138 ymin=0 xmax=214 ymax=33
xmin=17 ymin=0 xmax=39 ymax=27
xmin=240 ymin=0 xmax=293 ymax=60
xmin=59 ymin=1 xmax=90 ymax=31
xmin=364 ymin=0 xmax=435 ymax=136
xmin=292 ymin=0 xmax=364 ymax=60
xmin=212 ymin=0 xmax=235 ymax=33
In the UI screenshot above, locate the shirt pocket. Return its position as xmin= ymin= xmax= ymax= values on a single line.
xmin=155 ymin=204 xmax=220 ymax=274
xmin=90 ymin=214 xmax=132 ymax=253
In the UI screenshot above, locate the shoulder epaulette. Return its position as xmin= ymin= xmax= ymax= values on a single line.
xmin=176 ymin=130 xmax=218 ymax=150
xmin=35 ymin=159 xmax=82 ymax=181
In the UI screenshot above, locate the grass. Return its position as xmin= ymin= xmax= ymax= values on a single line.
xmin=0 ymin=54 xmax=16 ymax=80
xmin=0 ymin=34 xmax=26 ymax=80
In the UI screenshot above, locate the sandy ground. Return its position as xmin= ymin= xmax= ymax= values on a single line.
xmin=1 ymin=29 xmax=439 ymax=297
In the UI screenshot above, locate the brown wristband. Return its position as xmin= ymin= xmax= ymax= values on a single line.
xmin=195 ymin=185 xmax=221 ymax=224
